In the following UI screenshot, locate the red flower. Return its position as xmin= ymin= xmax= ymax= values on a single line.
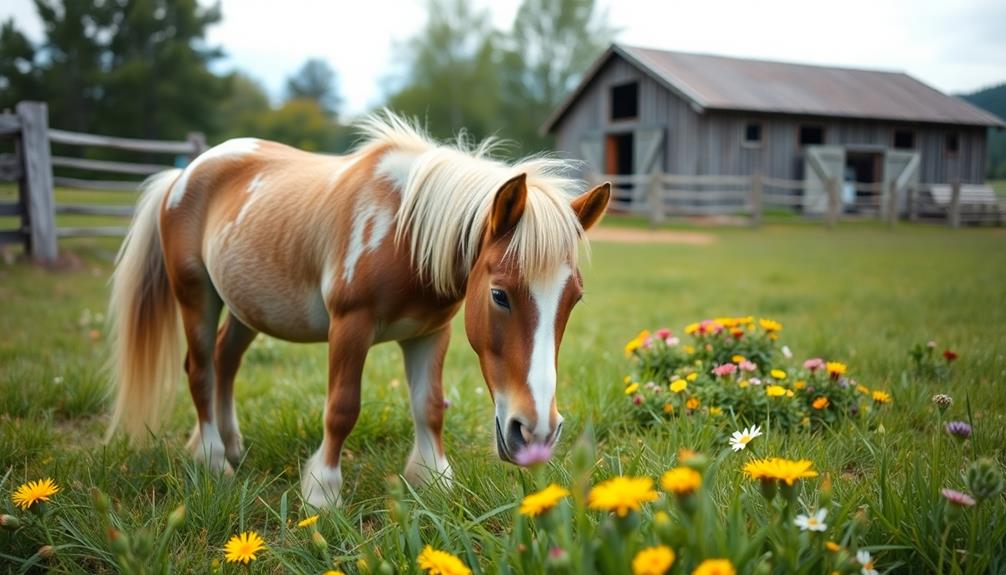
xmin=943 ymin=350 xmax=958 ymax=362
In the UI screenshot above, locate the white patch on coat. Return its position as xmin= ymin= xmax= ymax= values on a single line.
xmin=189 ymin=421 xmax=230 ymax=473
xmin=341 ymin=201 xmax=392 ymax=284
xmin=301 ymin=449 xmax=343 ymax=508
xmin=377 ymin=150 xmax=417 ymax=191
xmin=526 ymin=263 xmax=571 ymax=441
xmin=167 ymin=138 xmax=260 ymax=208
xmin=233 ymin=174 xmax=267 ymax=226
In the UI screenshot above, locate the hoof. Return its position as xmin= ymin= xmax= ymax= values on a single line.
xmin=187 ymin=423 xmax=233 ymax=475
xmin=404 ymin=448 xmax=453 ymax=489
xmin=301 ymin=451 xmax=343 ymax=509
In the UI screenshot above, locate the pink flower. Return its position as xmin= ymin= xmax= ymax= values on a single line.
xmin=712 ymin=363 xmax=737 ymax=377
xmin=665 ymin=336 xmax=680 ymax=346
xmin=655 ymin=327 xmax=672 ymax=339
xmin=941 ymin=488 xmax=976 ymax=507
xmin=633 ymin=395 xmax=644 ymax=405
xmin=739 ymin=360 xmax=758 ymax=372
xmin=803 ymin=358 xmax=825 ymax=372
xmin=513 ymin=443 xmax=553 ymax=467
xmin=749 ymin=377 xmax=762 ymax=386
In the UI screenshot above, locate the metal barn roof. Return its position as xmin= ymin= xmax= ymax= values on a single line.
xmin=543 ymin=44 xmax=1005 ymax=132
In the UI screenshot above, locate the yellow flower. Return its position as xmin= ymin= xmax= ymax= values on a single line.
xmin=716 ymin=317 xmax=739 ymax=328
xmin=766 ymin=385 xmax=786 ymax=397
xmin=625 ymin=383 xmax=640 ymax=395
xmin=684 ymin=323 xmax=700 ymax=335
xmin=826 ymin=362 xmax=847 ymax=377
xmin=686 ymin=372 xmax=698 ymax=382
xmin=623 ymin=375 xmax=632 ymax=384
xmin=872 ymin=390 xmax=892 ymax=404
xmin=12 ymin=478 xmax=60 ymax=511
xmin=794 ymin=380 xmax=807 ymax=390
xmin=785 ymin=390 xmax=794 ymax=397
xmin=670 ymin=379 xmax=687 ymax=393
xmin=518 ymin=484 xmax=569 ymax=517
xmin=587 ymin=476 xmax=658 ymax=517
xmin=686 ymin=397 xmax=700 ymax=410
xmin=708 ymin=406 xmax=723 ymax=416
xmin=625 ymin=330 xmax=650 ymax=356
xmin=683 ymin=345 xmax=696 ymax=355
xmin=224 ymin=531 xmax=266 ymax=564
xmin=856 ymin=384 xmax=870 ymax=395
xmin=663 ymin=403 xmax=674 ymax=414
xmin=759 ymin=318 xmax=782 ymax=332
xmin=297 ymin=515 xmax=319 ymax=528
xmin=738 ymin=380 xmax=749 ymax=389
xmin=731 ymin=354 xmax=746 ymax=363
xmin=324 ymin=572 xmax=346 ymax=575
xmin=660 ymin=467 xmax=702 ymax=495
xmin=812 ymin=397 xmax=829 ymax=410
xmin=417 ymin=546 xmax=471 ymax=575
xmin=632 ymin=545 xmax=675 ymax=575
xmin=770 ymin=369 xmax=787 ymax=379
xmin=678 ymin=448 xmax=698 ymax=463
xmin=693 ymin=558 xmax=736 ymax=575
xmin=825 ymin=541 xmax=841 ymax=552
xmin=743 ymin=458 xmax=818 ymax=486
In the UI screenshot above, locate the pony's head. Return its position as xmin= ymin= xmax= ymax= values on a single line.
xmin=464 ymin=174 xmax=610 ymax=463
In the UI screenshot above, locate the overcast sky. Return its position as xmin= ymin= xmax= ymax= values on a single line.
xmin=3 ymin=0 xmax=1005 ymax=117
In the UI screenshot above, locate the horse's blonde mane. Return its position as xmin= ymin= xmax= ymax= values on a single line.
xmin=356 ymin=111 xmax=587 ymax=297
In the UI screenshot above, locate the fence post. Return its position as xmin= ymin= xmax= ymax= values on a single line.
xmin=948 ymin=181 xmax=961 ymax=229
xmin=186 ymin=132 xmax=207 ymax=162
xmin=907 ymin=184 xmax=918 ymax=222
xmin=749 ymin=172 xmax=763 ymax=227
xmin=826 ymin=176 xmax=840 ymax=229
xmin=887 ymin=180 xmax=899 ymax=229
xmin=647 ymin=170 xmax=665 ymax=227
xmin=16 ymin=101 xmax=57 ymax=263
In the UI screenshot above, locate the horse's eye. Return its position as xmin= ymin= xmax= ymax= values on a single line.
xmin=490 ymin=288 xmax=510 ymax=309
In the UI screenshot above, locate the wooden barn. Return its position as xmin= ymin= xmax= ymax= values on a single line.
xmin=542 ymin=44 xmax=1005 ymax=217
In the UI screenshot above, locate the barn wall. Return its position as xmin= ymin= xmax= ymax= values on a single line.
xmin=551 ymin=54 xmax=703 ymax=176
xmin=697 ymin=111 xmax=988 ymax=184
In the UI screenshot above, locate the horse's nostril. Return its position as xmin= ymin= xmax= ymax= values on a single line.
xmin=506 ymin=418 xmax=528 ymax=452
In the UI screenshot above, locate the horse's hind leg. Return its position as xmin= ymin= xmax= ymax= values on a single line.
xmin=400 ymin=327 xmax=452 ymax=487
xmin=214 ymin=313 xmax=258 ymax=466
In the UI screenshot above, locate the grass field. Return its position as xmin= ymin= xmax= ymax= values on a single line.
xmin=1 ymin=217 xmax=1005 ymax=573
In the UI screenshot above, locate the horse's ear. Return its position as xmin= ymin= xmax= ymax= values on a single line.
xmin=490 ymin=173 xmax=528 ymax=238
xmin=571 ymin=182 xmax=611 ymax=231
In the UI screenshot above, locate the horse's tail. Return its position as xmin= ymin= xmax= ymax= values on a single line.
xmin=106 ymin=169 xmax=183 ymax=444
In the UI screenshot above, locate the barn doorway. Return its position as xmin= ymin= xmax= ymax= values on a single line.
xmin=844 ymin=151 xmax=883 ymax=211
xmin=606 ymin=133 xmax=634 ymax=203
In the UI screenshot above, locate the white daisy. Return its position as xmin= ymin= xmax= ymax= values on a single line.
xmin=728 ymin=424 xmax=763 ymax=451
xmin=794 ymin=508 xmax=828 ymax=532
xmin=857 ymin=550 xmax=878 ymax=575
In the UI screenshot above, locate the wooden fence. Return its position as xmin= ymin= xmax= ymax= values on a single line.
xmin=0 ymin=101 xmax=206 ymax=263
xmin=599 ymin=171 xmax=1004 ymax=229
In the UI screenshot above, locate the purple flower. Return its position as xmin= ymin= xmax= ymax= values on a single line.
xmin=941 ymin=488 xmax=976 ymax=507
xmin=513 ymin=443 xmax=553 ymax=467
xmin=945 ymin=421 xmax=972 ymax=440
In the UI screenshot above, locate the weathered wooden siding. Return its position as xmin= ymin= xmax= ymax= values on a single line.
xmin=552 ymin=52 xmax=988 ymax=185
xmin=552 ymin=56 xmax=703 ymax=176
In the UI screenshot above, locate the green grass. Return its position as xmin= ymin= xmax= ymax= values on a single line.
xmin=2 ymin=223 xmax=1005 ymax=573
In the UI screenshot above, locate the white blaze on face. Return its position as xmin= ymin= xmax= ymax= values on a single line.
xmin=526 ymin=263 xmax=571 ymax=440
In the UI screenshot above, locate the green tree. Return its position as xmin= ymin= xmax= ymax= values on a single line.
xmin=286 ymin=58 xmax=342 ymax=119
xmin=499 ymin=0 xmax=615 ymax=153
xmin=217 ymin=72 xmax=272 ymax=139
xmin=0 ymin=19 xmax=44 ymax=112
xmin=254 ymin=98 xmax=346 ymax=152
xmin=385 ymin=0 xmax=502 ymax=142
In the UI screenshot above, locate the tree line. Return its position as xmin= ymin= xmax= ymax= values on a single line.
xmin=0 ymin=0 xmax=614 ymax=158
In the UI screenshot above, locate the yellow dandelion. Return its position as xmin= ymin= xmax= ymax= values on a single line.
xmin=856 ymin=384 xmax=870 ymax=394
xmin=794 ymin=380 xmax=807 ymax=390
xmin=663 ymin=403 xmax=674 ymax=414
xmin=693 ymin=558 xmax=736 ymax=575
xmin=766 ymin=385 xmax=787 ymax=397
xmin=660 ymin=467 xmax=702 ymax=495
xmin=625 ymin=330 xmax=650 ymax=356
xmin=731 ymin=354 xmax=746 ymax=364
xmin=826 ymin=362 xmax=847 ymax=377
xmin=738 ymin=380 xmax=749 ymax=389
xmin=743 ymin=458 xmax=818 ymax=486
xmin=785 ymin=390 xmax=794 ymax=398
xmin=632 ymin=545 xmax=675 ymax=575
xmin=812 ymin=397 xmax=829 ymax=410
xmin=759 ymin=318 xmax=782 ymax=333
xmin=678 ymin=448 xmax=698 ymax=463
xmin=872 ymin=390 xmax=892 ymax=404
xmin=417 ymin=545 xmax=471 ymax=575
xmin=825 ymin=541 xmax=841 ymax=552
xmin=770 ymin=369 xmax=787 ymax=379
xmin=12 ymin=478 xmax=60 ymax=511
xmin=297 ymin=514 xmax=319 ymax=528
xmin=683 ymin=345 xmax=696 ymax=355
xmin=708 ymin=406 xmax=723 ymax=416
xmin=625 ymin=383 xmax=640 ymax=395
xmin=224 ymin=531 xmax=266 ymax=564
xmin=686 ymin=372 xmax=698 ymax=382
xmin=623 ymin=375 xmax=632 ymax=384
xmin=587 ymin=476 xmax=658 ymax=517
xmin=518 ymin=484 xmax=569 ymax=517
xmin=686 ymin=397 xmax=700 ymax=410
xmin=684 ymin=322 xmax=700 ymax=335
xmin=670 ymin=379 xmax=687 ymax=393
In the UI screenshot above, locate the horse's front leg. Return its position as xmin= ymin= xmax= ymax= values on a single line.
xmin=301 ymin=313 xmax=372 ymax=508
xmin=400 ymin=326 xmax=452 ymax=487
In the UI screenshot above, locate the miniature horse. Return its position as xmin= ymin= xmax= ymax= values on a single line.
xmin=106 ymin=113 xmax=610 ymax=507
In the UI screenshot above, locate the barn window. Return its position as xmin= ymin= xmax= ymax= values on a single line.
xmin=798 ymin=125 xmax=824 ymax=146
xmin=893 ymin=129 xmax=915 ymax=149
xmin=945 ymin=133 xmax=959 ymax=156
xmin=610 ymin=82 xmax=639 ymax=121
xmin=743 ymin=122 xmax=763 ymax=145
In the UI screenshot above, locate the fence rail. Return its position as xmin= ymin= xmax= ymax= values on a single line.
xmin=598 ymin=171 xmax=1004 ymax=229
xmin=0 ymin=101 xmax=206 ymax=262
